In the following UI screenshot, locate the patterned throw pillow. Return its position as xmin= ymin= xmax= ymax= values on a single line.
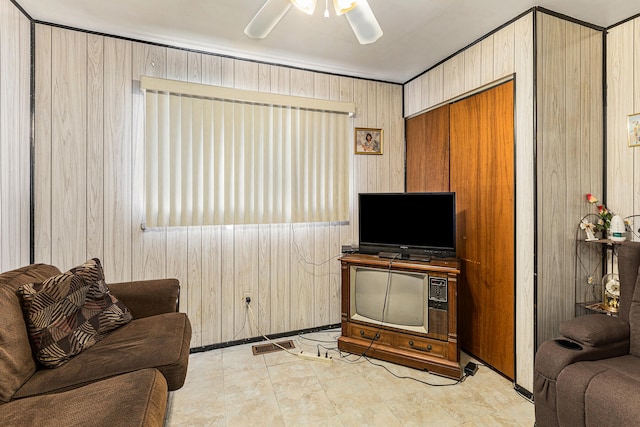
xmin=17 ymin=258 xmax=132 ymax=368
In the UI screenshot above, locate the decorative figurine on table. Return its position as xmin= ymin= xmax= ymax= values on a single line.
xmin=580 ymin=218 xmax=598 ymax=241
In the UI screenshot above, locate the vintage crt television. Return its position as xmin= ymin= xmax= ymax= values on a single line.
xmin=349 ymin=266 xmax=449 ymax=334
xmin=349 ymin=192 xmax=455 ymax=335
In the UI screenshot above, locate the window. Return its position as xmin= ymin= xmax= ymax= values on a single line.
xmin=141 ymin=76 xmax=354 ymax=227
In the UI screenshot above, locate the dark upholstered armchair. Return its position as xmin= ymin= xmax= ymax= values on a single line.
xmin=534 ymin=241 xmax=640 ymax=426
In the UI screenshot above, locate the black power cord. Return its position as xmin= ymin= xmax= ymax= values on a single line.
xmin=356 ymin=254 xmax=400 ymax=360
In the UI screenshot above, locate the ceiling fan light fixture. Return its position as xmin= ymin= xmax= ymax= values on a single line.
xmin=244 ymin=0 xmax=293 ymax=39
xmin=290 ymin=0 xmax=317 ymax=15
xmin=333 ymin=0 xmax=358 ymax=15
xmin=345 ymin=0 xmax=382 ymax=44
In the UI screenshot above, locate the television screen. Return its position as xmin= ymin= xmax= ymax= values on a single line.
xmin=358 ymin=192 xmax=456 ymax=258
xmin=354 ymin=267 xmax=425 ymax=327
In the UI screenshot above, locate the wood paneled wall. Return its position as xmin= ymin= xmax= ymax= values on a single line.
xmin=606 ymin=17 xmax=640 ymax=226
xmin=0 ymin=0 xmax=30 ymax=271
xmin=33 ymin=24 xmax=404 ymax=349
xmin=536 ymin=13 xmax=603 ymax=350
xmin=403 ymin=13 xmax=535 ymax=390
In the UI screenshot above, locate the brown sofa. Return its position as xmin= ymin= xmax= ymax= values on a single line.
xmin=0 ymin=263 xmax=192 ymax=426
xmin=534 ymin=241 xmax=640 ymax=426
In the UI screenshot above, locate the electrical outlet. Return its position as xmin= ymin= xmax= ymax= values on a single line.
xmin=242 ymin=292 xmax=253 ymax=306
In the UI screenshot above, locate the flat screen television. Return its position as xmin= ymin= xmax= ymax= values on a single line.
xmin=358 ymin=192 xmax=456 ymax=259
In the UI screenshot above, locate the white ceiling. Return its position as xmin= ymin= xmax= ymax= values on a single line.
xmin=16 ymin=0 xmax=640 ymax=83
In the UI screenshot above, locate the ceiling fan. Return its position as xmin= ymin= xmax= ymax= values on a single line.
xmin=244 ymin=0 xmax=383 ymax=44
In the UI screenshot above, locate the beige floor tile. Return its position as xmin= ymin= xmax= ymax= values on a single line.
xmin=188 ymin=349 xmax=223 ymax=365
xmin=338 ymin=404 xmax=403 ymax=427
xmin=224 ymin=393 xmax=285 ymax=427
xmin=268 ymin=360 xmax=320 ymax=394
xmin=495 ymin=399 xmax=536 ymax=427
xmin=223 ymin=365 xmax=274 ymax=399
xmin=222 ymin=344 xmax=266 ymax=371
xmin=276 ymin=382 xmax=339 ymax=426
xmin=384 ymin=393 xmax=461 ymax=427
xmin=167 ymin=387 xmax=226 ymax=427
xmin=166 ymin=331 xmax=535 ymax=427
xmin=439 ymin=389 xmax=502 ymax=424
xmin=183 ymin=351 xmax=224 ymax=386
xmin=321 ymin=373 xmax=384 ymax=414
xmin=263 ymin=346 xmax=302 ymax=367
xmin=460 ymin=415 xmax=522 ymax=427
xmin=468 ymin=369 xmax=524 ymax=412
xmin=310 ymin=355 xmax=367 ymax=383
xmin=356 ymin=358 xmax=453 ymax=402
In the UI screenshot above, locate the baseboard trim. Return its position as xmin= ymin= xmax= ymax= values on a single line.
xmin=514 ymin=383 xmax=534 ymax=401
xmin=189 ymin=323 xmax=341 ymax=354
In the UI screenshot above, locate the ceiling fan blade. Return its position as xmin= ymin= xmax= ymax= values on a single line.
xmin=244 ymin=0 xmax=293 ymax=39
xmin=345 ymin=0 xmax=382 ymax=44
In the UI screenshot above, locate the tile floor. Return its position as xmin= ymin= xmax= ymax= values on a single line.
xmin=166 ymin=329 xmax=535 ymax=426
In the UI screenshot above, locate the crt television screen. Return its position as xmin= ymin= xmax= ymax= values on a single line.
xmin=355 ymin=267 xmax=425 ymax=326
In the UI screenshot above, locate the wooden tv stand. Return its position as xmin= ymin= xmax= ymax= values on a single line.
xmin=337 ymin=254 xmax=461 ymax=379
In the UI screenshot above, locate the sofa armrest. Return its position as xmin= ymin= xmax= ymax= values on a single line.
xmin=534 ymin=333 xmax=630 ymax=425
xmin=535 ymin=337 xmax=629 ymax=382
xmin=534 ymin=314 xmax=630 ymax=423
xmin=559 ymin=314 xmax=629 ymax=346
xmin=536 ymin=314 xmax=629 ymax=382
xmin=108 ymin=279 xmax=180 ymax=319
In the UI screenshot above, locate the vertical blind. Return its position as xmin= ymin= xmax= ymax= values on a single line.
xmin=141 ymin=77 xmax=354 ymax=227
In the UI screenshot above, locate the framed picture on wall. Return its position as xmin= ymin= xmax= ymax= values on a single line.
xmin=354 ymin=128 xmax=383 ymax=155
xmin=628 ymin=113 xmax=640 ymax=147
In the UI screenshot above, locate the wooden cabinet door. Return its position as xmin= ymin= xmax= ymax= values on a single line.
xmin=450 ymin=81 xmax=515 ymax=379
xmin=406 ymin=104 xmax=450 ymax=192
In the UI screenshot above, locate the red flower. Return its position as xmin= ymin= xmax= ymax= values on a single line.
xmin=586 ymin=194 xmax=598 ymax=204
xmin=586 ymin=194 xmax=613 ymax=231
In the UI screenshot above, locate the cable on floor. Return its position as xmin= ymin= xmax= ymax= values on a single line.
xmin=362 ymin=355 xmax=468 ymax=387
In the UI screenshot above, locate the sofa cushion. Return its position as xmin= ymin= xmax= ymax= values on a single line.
xmin=16 ymin=259 xmax=132 ymax=368
xmin=556 ymin=355 xmax=640 ymax=426
xmin=556 ymin=360 xmax=608 ymax=427
xmin=0 ymin=368 xmax=167 ymax=427
xmin=13 ymin=312 xmax=191 ymax=398
xmin=584 ymin=367 xmax=640 ymax=426
xmin=596 ymin=354 xmax=640 ymax=382
xmin=0 ymin=264 xmax=61 ymax=403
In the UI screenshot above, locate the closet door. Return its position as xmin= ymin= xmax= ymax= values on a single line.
xmin=406 ymin=104 xmax=450 ymax=192
xmin=449 ymin=94 xmax=483 ymax=357
xmin=450 ymin=81 xmax=515 ymax=379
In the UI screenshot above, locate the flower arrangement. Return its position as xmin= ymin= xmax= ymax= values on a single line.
xmin=585 ymin=193 xmax=613 ymax=231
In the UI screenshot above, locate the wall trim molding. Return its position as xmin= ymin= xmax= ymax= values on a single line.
xmin=535 ymin=6 xmax=605 ymax=31
xmin=606 ymin=11 xmax=640 ymax=30
xmin=404 ymin=8 xmax=536 ymax=86
xmin=29 ymin=20 xmax=35 ymax=264
xmin=190 ymin=323 xmax=341 ymax=354
xmin=9 ymin=0 xmax=32 ymax=20
xmin=403 ymin=6 xmax=608 ymax=86
xmin=26 ymin=18 xmax=400 ymax=87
